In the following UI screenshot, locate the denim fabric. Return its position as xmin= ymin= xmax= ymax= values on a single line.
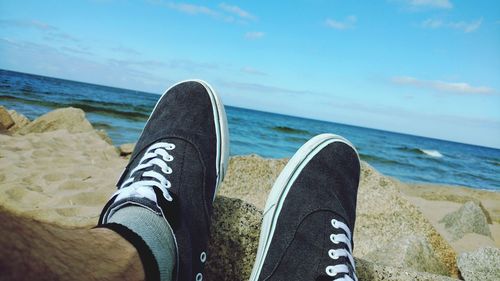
xmin=258 ymin=141 xmax=360 ymax=281
xmin=100 ymin=81 xmax=220 ymax=281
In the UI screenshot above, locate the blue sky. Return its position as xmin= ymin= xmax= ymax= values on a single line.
xmin=1 ymin=0 xmax=499 ymax=148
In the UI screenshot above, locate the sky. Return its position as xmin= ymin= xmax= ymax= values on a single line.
xmin=0 ymin=0 xmax=499 ymax=148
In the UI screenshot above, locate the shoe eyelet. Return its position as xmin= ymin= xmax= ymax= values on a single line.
xmin=331 ymin=219 xmax=338 ymax=228
xmin=196 ymin=273 xmax=203 ymax=281
xmin=168 ymin=143 xmax=176 ymax=150
xmin=330 ymin=234 xmax=339 ymax=244
xmin=325 ymin=265 xmax=336 ymax=277
xmin=166 ymin=155 xmax=174 ymax=161
xmin=328 ymin=249 xmax=338 ymax=259
xmin=200 ymin=251 xmax=207 ymax=263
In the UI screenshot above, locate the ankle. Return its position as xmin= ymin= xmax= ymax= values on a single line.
xmin=100 ymin=206 xmax=177 ymax=281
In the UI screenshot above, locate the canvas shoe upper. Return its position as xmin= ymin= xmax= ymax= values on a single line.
xmin=249 ymin=134 xmax=360 ymax=281
xmin=99 ymin=80 xmax=229 ymax=281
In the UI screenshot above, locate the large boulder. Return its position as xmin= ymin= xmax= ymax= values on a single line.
xmin=354 ymin=162 xmax=458 ymax=277
xmin=364 ymin=234 xmax=448 ymax=275
xmin=457 ymin=247 xmax=500 ymax=281
xmin=204 ymin=198 xmax=455 ymax=281
xmin=356 ymin=258 xmax=459 ymax=281
xmin=206 ymin=196 xmax=262 ymax=281
xmin=218 ymin=156 xmax=458 ymax=277
xmin=0 ymin=108 xmax=463 ymax=280
xmin=440 ymin=201 xmax=491 ymax=240
xmin=119 ymin=143 xmax=136 ymax=157
xmin=17 ymin=107 xmax=94 ymax=135
xmin=7 ymin=109 xmax=31 ymax=133
xmin=0 ymin=106 xmax=15 ymax=131
xmin=218 ymin=155 xmax=287 ymax=209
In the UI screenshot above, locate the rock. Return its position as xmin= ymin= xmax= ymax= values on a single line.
xmin=0 ymin=108 xmax=466 ymax=279
xmin=119 ymin=143 xmax=136 ymax=156
xmin=364 ymin=234 xmax=448 ymax=276
xmin=206 ymin=196 xmax=262 ymax=281
xmin=0 ymin=106 xmax=15 ymax=131
xmin=356 ymin=258 xmax=459 ymax=281
xmin=440 ymin=201 xmax=491 ymax=240
xmin=355 ymin=162 xmax=458 ymax=277
xmin=7 ymin=109 xmax=31 ymax=132
xmin=217 ymin=158 xmax=458 ymax=278
xmin=95 ymin=129 xmax=113 ymax=145
xmin=17 ymin=107 xmax=94 ymax=135
xmin=419 ymin=193 xmax=493 ymax=224
xmin=457 ymin=247 xmax=500 ymax=281
xmin=218 ymin=155 xmax=288 ymax=210
xmin=206 ymin=197 xmax=457 ymax=281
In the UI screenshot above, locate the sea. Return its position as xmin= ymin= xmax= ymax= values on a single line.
xmin=1 ymin=69 xmax=499 ymax=191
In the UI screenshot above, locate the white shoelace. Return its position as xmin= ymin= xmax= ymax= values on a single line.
xmin=325 ymin=218 xmax=358 ymax=281
xmin=113 ymin=142 xmax=176 ymax=204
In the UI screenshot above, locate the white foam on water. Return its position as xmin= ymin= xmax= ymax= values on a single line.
xmin=420 ymin=149 xmax=443 ymax=158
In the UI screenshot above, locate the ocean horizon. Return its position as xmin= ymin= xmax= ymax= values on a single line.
xmin=1 ymin=69 xmax=499 ymax=191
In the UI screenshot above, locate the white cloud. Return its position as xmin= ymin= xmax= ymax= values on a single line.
xmin=406 ymin=0 xmax=453 ymax=9
xmin=422 ymin=18 xmax=482 ymax=33
xmin=245 ymin=31 xmax=265 ymax=40
xmin=110 ymin=46 xmax=141 ymax=55
xmin=0 ymin=19 xmax=57 ymax=31
xmin=325 ymin=16 xmax=357 ymax=30
xmin=149 ymin=1 xmax=257 ymax=24
xmin=0 ymin=19 xmax=79 ymax=42
xmin=0 ymin=38 xmax=169 ymax=92
xmin=165 ymin=2 xmax=218 ymax=17
xmin=108 ymin=58 xmax=167 ymax=68
xmin=167 ymin=59 xmax=219 ymax=70
xmin=146 ymin=0 xmax=219 ymax=17
xmin=240 ymin=66 xmax=267 ymax=76
xmin=448 ymin=18 xmax=482 ymax=33
xmin=219 ymin=3 xmax=257 ymax=21
xmin=392 ymin=76 xmax=494 ymax=94
xmin=0 ymin=38 xmax=225 ymax=93
xmin=421 ymin=18 xmax=443 ymax=28
xmin=61 ymin=46 xmax=93 ymax=56
xmin=220 ymin=80 xmax=321 ymax=96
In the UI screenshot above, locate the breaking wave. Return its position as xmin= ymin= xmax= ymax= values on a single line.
xmin=397 ymin=146 xmax=443 ymax=158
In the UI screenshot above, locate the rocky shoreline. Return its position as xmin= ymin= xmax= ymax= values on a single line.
xmin=0 ymin=106 xmax=498 ymax=280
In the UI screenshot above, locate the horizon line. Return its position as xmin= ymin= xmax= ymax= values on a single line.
xmin=2 ymin=68 xmax=499 ymax=150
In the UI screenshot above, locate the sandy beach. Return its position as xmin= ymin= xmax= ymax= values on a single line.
xmin=0 ymin=106 xmax=498 ymax=280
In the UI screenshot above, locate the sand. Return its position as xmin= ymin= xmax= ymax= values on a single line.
xmin=398 ymin=183 xmax=500 ymax=253
xmin=0 ymin=130 xmax=125 ymax=228
xmin=1 ymin=107 xmax=499 ymax=280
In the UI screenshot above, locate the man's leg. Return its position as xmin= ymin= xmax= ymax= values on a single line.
xmin=249 ymin=134 xmax=361 ymax=281
xmin=1 ymin=80 xmax=229 ymax=281
xmin=0 ymin=207 xmax=144 ymax=281
xmin=97 ymin=80 xmax=229 ymax=281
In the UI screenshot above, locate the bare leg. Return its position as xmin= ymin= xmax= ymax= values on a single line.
xmin=0 ymin=207 xmax=145 ymax=281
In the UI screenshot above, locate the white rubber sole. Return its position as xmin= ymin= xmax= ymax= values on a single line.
xmin=193 ymin=79 xmax=230 ymax=199
xmin=144 ymin=79 xmax=230 ymax=200
xmin=248 ymin=133 xmax=359 ymax=281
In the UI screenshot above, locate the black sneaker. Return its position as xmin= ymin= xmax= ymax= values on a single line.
xmin=99 ymin=80 xmax=229 ymax=281
xmin=249 ymin=134 xmax=360 ymax=281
